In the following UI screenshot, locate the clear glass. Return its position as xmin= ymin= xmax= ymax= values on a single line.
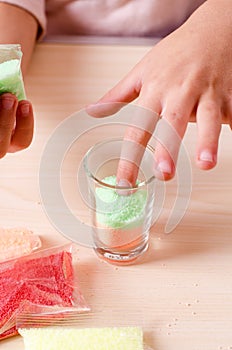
xmin=0 ymin=44 xmax=26 ymax=100
xmin=84 ymin=138 xmax=156 ymax=265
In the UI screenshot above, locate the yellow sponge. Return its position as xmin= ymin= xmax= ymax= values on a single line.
xmin=19 ymin=326 xmax=143 ymax=350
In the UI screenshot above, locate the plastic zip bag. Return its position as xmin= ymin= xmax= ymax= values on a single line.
xmin=0 ymin=243 xmax=90 ymax=340
xmin=0 ymin=227 xmax=41 ymax=262
xmin=0 ymin=44 xmax=26 ymax=100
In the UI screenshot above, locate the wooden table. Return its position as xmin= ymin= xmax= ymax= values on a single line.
xmin=1 ymin=42 xmax=232 ymax=350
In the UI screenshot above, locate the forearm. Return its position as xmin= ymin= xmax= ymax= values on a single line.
xmin=184 ymin=0 xmax=232 ymax=41
xmin=0 ymin=3 xmax=38 ymax=73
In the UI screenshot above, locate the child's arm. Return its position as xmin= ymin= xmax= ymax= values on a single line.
xmin=0 ymin=2 xmax=39 ymax=72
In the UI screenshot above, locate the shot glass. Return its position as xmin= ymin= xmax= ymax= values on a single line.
xmin=83 ymin=138 xmax=156 ymax=265
xmin=0 ymin=44 xmax=26 ymax=100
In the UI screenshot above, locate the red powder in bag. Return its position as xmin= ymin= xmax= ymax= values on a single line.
xmin=0 ymin=245 xmax=88 ymax=340
xmin=0 ymin=326 xmax=18 ymax=340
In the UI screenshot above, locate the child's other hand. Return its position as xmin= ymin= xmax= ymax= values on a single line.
xmin=0 ymin=93 xmax=34 ymax=158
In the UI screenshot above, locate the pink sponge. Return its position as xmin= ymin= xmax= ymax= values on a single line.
xmin=0 ymin=227 xmax=41 ymax=262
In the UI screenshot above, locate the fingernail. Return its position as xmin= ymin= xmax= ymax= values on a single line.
xmin=199 ymin=150 xmax=214 ymax=162
xmin=116 ymin=179 xmax=132 ymax=196
xmin=157 ymin=160 xmax=172 ymax=174
xmin=87 ymin=102 xmax=98 ymax=108
xmin=1 ymin=96 xmax=15 ymax=110
xmin=117 ymin=179 xmax=132 ymax=188
xmin=20 ymin=103 xmax=30 ymax=116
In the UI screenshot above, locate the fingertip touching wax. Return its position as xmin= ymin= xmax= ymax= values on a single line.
xmin=95 ymin=175 xmax=147 ymax=229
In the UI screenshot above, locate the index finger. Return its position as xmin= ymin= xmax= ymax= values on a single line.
xmin=9 ymin=100 xmax=34 ymax=152
xmin=116 ymin=103 xmax=160 ymax=186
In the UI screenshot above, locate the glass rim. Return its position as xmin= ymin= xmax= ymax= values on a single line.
xmin=83 ymin=137 xmax=156 ymax=190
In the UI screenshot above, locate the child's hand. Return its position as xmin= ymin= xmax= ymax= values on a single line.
xmin=88 ymin=0 xmax=232 ymax=182
xmin=0 ymin=93 xmax=34 ymax=158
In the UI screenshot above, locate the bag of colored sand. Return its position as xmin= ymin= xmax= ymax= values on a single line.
xmin=0 ymin=243 xmax=89 ymax=340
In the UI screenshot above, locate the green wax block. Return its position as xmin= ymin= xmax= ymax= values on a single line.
xmin=0 ymin=59 xmax=26 ymax=100
xmin=19 ymin=326 xmax=144 ymax=350
xmin=96 ymin=175 xmax=147 ymax=228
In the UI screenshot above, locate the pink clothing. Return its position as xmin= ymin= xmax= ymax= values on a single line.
xmin=3 ymin=0 xmax=206 ymax=39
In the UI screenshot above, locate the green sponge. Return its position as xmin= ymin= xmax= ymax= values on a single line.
xmin=96 ymin=175 xmax=147 ymax=228
xmin=19 ymin=326 xmax=143 ymax=350
xmin=0 ymin=59 xmax=26 ymax=100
